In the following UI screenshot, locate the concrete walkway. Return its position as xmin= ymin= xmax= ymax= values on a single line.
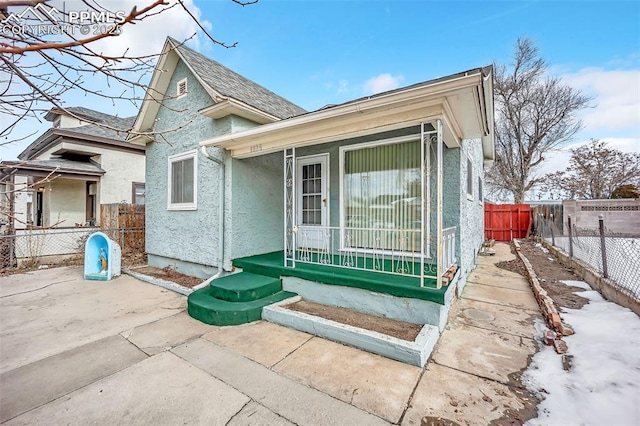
xmin=0 ymin=243 xmax=541 ymax=425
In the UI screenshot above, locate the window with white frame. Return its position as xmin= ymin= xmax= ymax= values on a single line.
xmin=168 ymin=150 xmax=197 ymax=210
xmin=466 ymin=157 xmax=473 ymax=198
xmin=176 ymin=78 xmax=187 ymax=98
xmin=478 ymin=177 xmax=483 ymax=202
xmin=341 ymin=137 xmax=422 ymax=251
xmin=132 ymin=182 xmax=145 ymax=205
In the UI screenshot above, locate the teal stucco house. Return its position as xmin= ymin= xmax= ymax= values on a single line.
xmin=131 ymin=37 xmax=494 ymax=364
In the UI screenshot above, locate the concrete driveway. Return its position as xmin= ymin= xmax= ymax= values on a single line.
xmin=1 ymin=244 xmax=541 ymax=425
xmin=0 ymin=267 xmax=388 ymax=425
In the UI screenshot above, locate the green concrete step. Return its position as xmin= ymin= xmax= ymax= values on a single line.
xmin=188 ymin=289 xmax=297 ymax=326
xmin=209 ymin=272 xmax=283 ymax=302
xmin=233 ymin=252 xmax=447 ymax=304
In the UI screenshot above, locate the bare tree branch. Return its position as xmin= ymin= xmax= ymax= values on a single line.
xmin=541 ymin=139 xmax=640 ymax=199
xmin=0 ymin=0 xmax=256 ymax=145
xmin=486 ymin=37 xmax=592 ymax=203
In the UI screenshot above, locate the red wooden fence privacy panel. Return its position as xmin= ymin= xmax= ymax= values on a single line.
xmin=484 ymin=204 xmax=532 ymax=241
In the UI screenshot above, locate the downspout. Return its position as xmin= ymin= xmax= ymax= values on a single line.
xmin=193 ymin=146 xmax=226 ymax=291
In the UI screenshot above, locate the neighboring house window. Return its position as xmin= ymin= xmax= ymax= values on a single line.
xmin=177 ymin=78 xmax=187 ymax=98
xmin=132 ymin=182 xmax=145 ymax=205
xmin=466 ymin=157 xmax=473 ymax=199
xmin=168 ymin=150 xmax=197 ymax=210
xmin=478 ymin=177 xmax=483 ymax=202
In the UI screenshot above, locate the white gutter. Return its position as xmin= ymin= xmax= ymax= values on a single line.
xmin=193 ymin=146 xmax=227 ymax=291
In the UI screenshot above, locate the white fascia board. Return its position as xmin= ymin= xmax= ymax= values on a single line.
xmin=200 ymin=98 xmax=279 ymax=124
xmin=129 ymin=44 xmax=178 ymax=139
xmin=229 ymin=103 xmax=449 ymax=158
xmin=481 ymin=70 xmax=496 ymax=161
xmin=200 ymin=72 xmax=483 ymax=150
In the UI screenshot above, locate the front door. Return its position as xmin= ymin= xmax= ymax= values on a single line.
xmin=296 ymin=154 xmax=329 ymax=250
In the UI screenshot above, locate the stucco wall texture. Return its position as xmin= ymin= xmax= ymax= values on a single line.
xmin=146 ymin=60 xmax=221 ymax=274
xmin=457 ymin=138 xmax=485 ymax=284
xmin=145 ymin=59 xmax=278 ymax=276
xmin=145 ymin=58 xmax=486 ymax=281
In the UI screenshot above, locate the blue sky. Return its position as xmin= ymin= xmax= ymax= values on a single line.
xmin=2 ymin=0 xmax=639 ymax=171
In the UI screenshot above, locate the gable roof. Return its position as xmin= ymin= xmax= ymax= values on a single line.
xmin=170 ymin=38 xmax=306 ymax=120
xmin=44 ymin=106 xmax=126 ymax=124
xmin=130 ymin=38 xmax=306 ymax=142
xmin=18 ymin=109 xmax=139 ymax=160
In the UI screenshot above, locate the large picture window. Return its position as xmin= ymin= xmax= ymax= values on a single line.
xmin=342 ymin=138 xmax=421 ymax=251
xmin=168 ymin=150 xmax=197 ymax=210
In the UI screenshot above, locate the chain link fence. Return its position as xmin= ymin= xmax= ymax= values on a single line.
xmin=1 ymin=227 xmax=145 ymax=271
xmin=533 ymin=214 xmax=640 ymax=302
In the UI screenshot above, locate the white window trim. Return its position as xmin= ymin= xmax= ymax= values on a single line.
xmin=176 ymin=78 xmax=187 ymax=99
xmin=167 ymin=149 xmax=197 ymax=211
xmin=339 ymin=134 xmax=425 ymax=256
xmin=466 ymin=153 xmax=474 ymax=201
xmin=478 ymin=176 xmax=484 ymax=204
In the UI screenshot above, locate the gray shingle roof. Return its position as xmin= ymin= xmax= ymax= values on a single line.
xmin=18 ymin=111 xmax=137 ymax=160
xmin=170 ymin=38 xmax=306 ymax=120
xmin=68 ymin=116 xmax=135 ymax=141
xmin=2 ymin=158 xmax=105 ymax=175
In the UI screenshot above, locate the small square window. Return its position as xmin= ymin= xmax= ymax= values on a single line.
xmin=168 ymin=150 xmax=197 ymax=210
xmin=177 ymin=78 xmax=187 ymax=98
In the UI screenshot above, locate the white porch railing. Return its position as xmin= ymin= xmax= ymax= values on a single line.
xmin=442 ymin=226 xmax=456 ymax=272
xmin=286 ymin=225 xmax=457 ymax=287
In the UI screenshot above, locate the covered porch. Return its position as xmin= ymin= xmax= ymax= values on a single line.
xmin=202 ymin=65 xmax=495 ymax=290
xmin=281 ymin=121 xmax=457 ymax=290
xmin=0 ymin=159 xmax=104 ymax=228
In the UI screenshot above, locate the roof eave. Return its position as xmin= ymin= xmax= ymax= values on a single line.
xmin=19 ymin=128 xmax=144 ymax=160
xmin=201 ymin=69 xmax=493 ymax=158
xmin=200 ymin=98 xmax=280 ymax=124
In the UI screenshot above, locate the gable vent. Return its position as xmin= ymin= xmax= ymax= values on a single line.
xmin=177 ymin=78 xmax=187 ymax=98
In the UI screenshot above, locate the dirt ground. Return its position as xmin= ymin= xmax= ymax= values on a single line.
xmin=129 ymin=265 xmax=203 ymax=288
xmin=497 ymin=239 xmax=589 ymax=309
xmin=285 ymin=299 xmax=423 ymax=341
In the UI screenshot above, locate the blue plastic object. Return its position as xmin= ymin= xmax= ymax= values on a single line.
xmin=84 ymin=231 xmax=121 ymax=281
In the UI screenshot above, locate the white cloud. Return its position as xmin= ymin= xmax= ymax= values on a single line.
xmin=44 ymin=0 xmax=210 ymax=59
xmin=337 ymin=79 xmax=349 ymax=94
xmin=560 ymin=68 xmax=640 ymax=135
xmin=363 ymin=73 xmax=404 ymax=95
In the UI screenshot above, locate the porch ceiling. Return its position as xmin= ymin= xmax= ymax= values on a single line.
xmin=201 ymin=68 xmax=494 ymax=160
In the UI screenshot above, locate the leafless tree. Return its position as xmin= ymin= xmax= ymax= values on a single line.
xmin=0 ymin=0 xmax=257 ymax=145
xmin=542 ymin=139 xmax=640 ymax=199
xmin=486 ymin=38 xmax=591 ymax=203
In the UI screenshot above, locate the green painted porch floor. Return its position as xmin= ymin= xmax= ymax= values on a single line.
xmin=233 ymin=251 xmax=447 ymax=305
xmin=188 ymin=272 xmax=295 ymax=326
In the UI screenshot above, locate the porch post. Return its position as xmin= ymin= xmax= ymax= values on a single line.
xmin=284 ymin=148 xmax=296 ymax=267
xmin=420 ymin=123 xmax=425 ymax=288
xmin=436 ymin=119 xmax=443 ymax=289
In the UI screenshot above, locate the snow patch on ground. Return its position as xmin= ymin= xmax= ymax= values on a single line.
xmin=535 ymin=243 xmax=549 ymax=254
xmin=561 ymin=280 xmax=592 ymax=290
xmin=523 ymin=287 xmax=640 ymax=425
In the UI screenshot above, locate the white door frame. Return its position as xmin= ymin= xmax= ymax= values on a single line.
xmin=296 ymin=153 xmax=329 ymax=249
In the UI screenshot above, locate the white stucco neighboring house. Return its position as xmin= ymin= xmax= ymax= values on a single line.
xmin=1 ymin=107 xmax=145 ymax=230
